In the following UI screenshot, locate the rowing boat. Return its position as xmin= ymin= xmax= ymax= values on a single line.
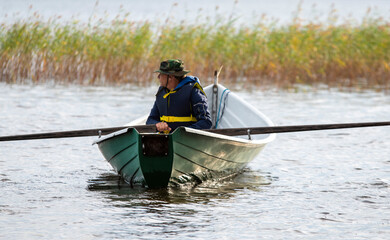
xmin=95 ymin=83 xmax=275 ymax=188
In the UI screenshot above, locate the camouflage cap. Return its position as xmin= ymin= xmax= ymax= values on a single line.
xmin=154 ymin=59 xmax=190 ymax=76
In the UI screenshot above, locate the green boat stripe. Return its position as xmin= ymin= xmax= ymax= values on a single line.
xmin=173 ymin=168 xmax=187 ymax=175
xmin=118 ymin=154 xmax=138 ymax=174
xmin=174 ymin=152 xmax=215 ymax=172
xmin=108 ymin=141 xmax=136 ymax=162
xmin=175 ymin=141 xmax=237 ymax=163
xmin=130 ymin=168 xmax=140 ymax=188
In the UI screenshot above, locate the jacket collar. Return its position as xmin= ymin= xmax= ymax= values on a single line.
xmin=173 ymin=76 xmax=199 ymax=91
xmin=155 ymin=76 xmax=199 ymax=96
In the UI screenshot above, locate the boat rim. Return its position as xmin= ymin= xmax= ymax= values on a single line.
xmin=94 ymin=126 xmax=276 ymax=146
xmin=182 ymin=127 xmax=276 ymax=145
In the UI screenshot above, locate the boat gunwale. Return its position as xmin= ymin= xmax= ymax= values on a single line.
xmin=93 ymin=128 xmax=131 ymax=144
xmin=181 ymin=127 xmax=276 ymax=146
xmin=94 ymin=125 xmax=276 ymax=147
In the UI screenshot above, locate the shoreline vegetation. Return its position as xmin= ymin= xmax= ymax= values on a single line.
xmin=1 ymin=6 xmax=389 ymax=91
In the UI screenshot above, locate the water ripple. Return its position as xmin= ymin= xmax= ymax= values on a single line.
xmin=1 ymin=84 xmax=389 ymax=239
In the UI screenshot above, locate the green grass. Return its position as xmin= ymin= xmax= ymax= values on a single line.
xmin=1 ymin=10 xmax=389 ymax=90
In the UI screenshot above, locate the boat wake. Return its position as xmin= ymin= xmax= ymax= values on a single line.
xmin=87 ymin=168 xmax=272 ymax=192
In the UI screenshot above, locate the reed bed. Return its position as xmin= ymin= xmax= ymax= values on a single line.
xmin=1 ymin=11 xmax=390 ymax=90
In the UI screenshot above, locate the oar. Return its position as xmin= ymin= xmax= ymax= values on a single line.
xmin=0 ymin=125 xmax=156 ymax=142
xmin=1 ymin=121 xmax=389 ymax=142
xmin=206 ymin=121 xmax=390 ymax=136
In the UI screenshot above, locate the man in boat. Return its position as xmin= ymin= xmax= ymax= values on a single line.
xmin=146 ymin=59 xmax=212 ymax=133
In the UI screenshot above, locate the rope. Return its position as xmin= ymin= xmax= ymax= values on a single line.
xmin=215 ymin=88 xmax=230 ymax=129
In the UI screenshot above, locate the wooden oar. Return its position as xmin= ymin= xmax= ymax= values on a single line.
xmin=0 ymin=121 xmax=389 ymax=142
xmin=0 ymin=125 xmax=156 ymax=142
xmin=206 ymin=121 xmax=390 ymax=136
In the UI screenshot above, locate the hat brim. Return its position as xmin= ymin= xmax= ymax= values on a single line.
xmin=154 ymin=69 xmax=190 ymax=77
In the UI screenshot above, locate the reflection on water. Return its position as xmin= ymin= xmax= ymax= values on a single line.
xmin=88 ymin=169 xmax=271 ymax=205
xmin=86 ymin=170 xmax=273 ymax=239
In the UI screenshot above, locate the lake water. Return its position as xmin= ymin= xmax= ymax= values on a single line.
xmin=0 ymin=82 xmax=389 ymax=239
xmin=1 ymin=0 xmax=390 ymax=25
xmin=1 ymin=1 xmax=390 ymax=238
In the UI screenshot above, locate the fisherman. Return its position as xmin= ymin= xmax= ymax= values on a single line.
xmin=146 ymin=59 xmax=212 ymax=133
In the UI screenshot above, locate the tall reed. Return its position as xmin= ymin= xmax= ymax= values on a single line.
xmin=1 ymin=10 xmax=389 ymax=90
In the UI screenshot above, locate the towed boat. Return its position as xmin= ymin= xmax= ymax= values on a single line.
xmin=95 ymin=83 xmax=275 ymax=188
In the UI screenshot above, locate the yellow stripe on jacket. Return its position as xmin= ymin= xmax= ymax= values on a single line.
xmin=160 ymin=115 xmax=197 ymax=122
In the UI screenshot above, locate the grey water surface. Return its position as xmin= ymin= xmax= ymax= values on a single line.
xmin=1 ymin=0 xmax=390 ymax=25
xmin=0 ymin=83 xmax=389 ymax=239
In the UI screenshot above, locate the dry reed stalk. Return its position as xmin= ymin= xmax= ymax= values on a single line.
xmin=1 ymin=15 xmax=389 ymax=91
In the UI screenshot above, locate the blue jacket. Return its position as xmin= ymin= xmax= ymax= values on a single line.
xmin=146 ymin=76 xmax=212 ymax=131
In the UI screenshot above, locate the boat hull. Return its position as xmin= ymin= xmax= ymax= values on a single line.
xmin=171 ymin=127 xmax=266 ymax=184
xmin=96 ymin=128 xmax=173 ymax=188
xmin=96 ymin=127 xmax=268 ymax=188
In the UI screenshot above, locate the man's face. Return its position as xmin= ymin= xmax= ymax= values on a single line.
xmin=158 ymin=73 xmax=169 ymax=87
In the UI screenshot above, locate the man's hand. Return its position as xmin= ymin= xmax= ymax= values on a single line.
xmin=156 ymin=122 xmax=171 ymax=133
